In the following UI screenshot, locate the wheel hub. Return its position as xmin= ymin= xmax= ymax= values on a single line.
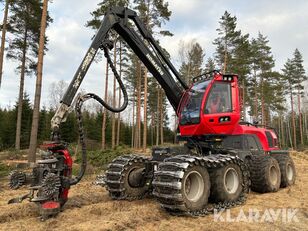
xmin=128 ymin=167 xmax=145 ymax=188
xmin=269 ymin=165 xmax=278 ymax=185
xmin=286 ymin=163 xmax=294 ymax=181
xmin=223 ymin=168 xmax=239 ymax=194
xmin=183 ymin=171 xmax=204 ymax=202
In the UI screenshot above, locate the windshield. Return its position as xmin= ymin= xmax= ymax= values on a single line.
xmin=180 ymin=80 xmax=210 ymax=125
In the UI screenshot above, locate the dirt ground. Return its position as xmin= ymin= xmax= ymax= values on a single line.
xmin=0 ymin=151 xmax=307 ymax=231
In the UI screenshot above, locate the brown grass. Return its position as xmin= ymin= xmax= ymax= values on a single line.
xmin=0 ymin=152 xmax=307 ymax=231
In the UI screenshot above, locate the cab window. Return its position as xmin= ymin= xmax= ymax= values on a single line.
xmin=265 ymin=131 xmax=274 ymax=148
xmin=204 ymin=82 xmax=232 ymax=114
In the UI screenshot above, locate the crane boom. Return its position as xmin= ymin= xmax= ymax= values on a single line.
xmin=51 ymin=7 xmax=188 ymax=131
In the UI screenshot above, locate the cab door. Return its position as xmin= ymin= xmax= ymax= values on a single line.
xmin=201 ymin=81 xmax=240 ymax=135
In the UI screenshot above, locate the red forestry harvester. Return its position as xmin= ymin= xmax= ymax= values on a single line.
xmin=8 ymin=7 xmax=296 ymax=219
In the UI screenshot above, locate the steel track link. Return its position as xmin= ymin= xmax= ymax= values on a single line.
xmin=105 ymin=154 xmax=150 ymax=200
xmin=152 ymin=154 xmax=250 ymax=216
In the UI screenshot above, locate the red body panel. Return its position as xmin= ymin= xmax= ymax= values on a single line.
xmin=178 ymin=73 xmax=279 ymax=152
xmin=232 ymin=124 xmax=279 ymax=151
xmin=58 ymin=149 xmax=73 ymax=201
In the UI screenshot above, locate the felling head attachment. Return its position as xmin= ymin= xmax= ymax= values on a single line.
xmin=8 ymin=141 xmax=73 ymax=220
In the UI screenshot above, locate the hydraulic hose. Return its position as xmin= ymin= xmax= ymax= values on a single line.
xmin=70 ymin=45 xmax=128 ymax=185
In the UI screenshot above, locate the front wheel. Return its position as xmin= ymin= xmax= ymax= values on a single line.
xmin=248 ymin=155 xmax=281 ymax=193
xmin=272 ymin=154 xmax=296 ymax=187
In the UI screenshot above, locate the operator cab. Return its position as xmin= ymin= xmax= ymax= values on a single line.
xmin=178 ymin=71 xmax=241 ymax=137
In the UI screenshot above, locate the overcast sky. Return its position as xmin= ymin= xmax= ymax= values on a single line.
xmin=0 ymin=0 xmax=307 ymax=110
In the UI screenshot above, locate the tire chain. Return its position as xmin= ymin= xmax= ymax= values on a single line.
xmin=104 ymin=154 xmax=150 ymax=200
xmin=152 ymin=154 xmax=250 ymax=216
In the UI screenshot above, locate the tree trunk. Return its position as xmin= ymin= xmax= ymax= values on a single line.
xmin=28 ymin=0 xmax=49 ymax=163
xmin=136 ymin=61 xmax=141 ymax=149
xmin=131 ymin=87 xmax=135 ymax=148
xmin=142 ymin=66 xmax=148 ymax=151
xmin=0 ymin=0 xmax=9 ymax=88
xmin=290 ymin=90 xmax=297 ymax=149
xmin=280 ymin=115 xmax=285 ymax=147
xmin=253 ymin=69 xmax=258 ymax=121
xmin=151 ymin=112 xmax=154 ymax=146
xmin=287 ymin=116 xmax=293 ymax=149
xmin=156 ymin=87 xmax=160 ymax=146
xmin=116 ymin=41 xmax=122 ymax=146
xmin=15 ymin=28 xmax=28 ymax=151
xmin=261 ymin=76 xmax=265 ymax=125
xmin=101 ymin=61 xmax=109 ymax=150
xmin=160 ymin=89 xmax=164 ymax=145
xmin=111 ymin=42 xmax=117 ymax=150
xmin=297 ymin=91 xmax=303 ymax=146
xmin=304 ymin=111 xmax=308 ymax=144
xmin=223 ymin=38 xmax=227 ymax=74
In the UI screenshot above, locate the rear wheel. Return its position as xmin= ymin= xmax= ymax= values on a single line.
xmin=248 ymin=155 xmax=281 ymax=193
xmin=105 ymin=155 xmax=150 ymax=200
xmin=181 ymin=166 xmax=210 ymax=211
xmin=272 ymin=154 xmax=296 ymax=187
xmin=123 ymin=162 xmax=148 ymax=199
xmin=209 ymin=163 xmax=243 ymax=202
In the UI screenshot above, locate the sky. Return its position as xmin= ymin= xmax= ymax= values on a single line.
xmin=0 ymin=0 xmax=307 ymax=111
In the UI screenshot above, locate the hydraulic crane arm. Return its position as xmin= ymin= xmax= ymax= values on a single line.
xmin=51 ymin=7 xmax=188 ymax=131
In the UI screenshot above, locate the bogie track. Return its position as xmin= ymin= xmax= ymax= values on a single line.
xmin=152 ymin=154 xmax=250 ymax=216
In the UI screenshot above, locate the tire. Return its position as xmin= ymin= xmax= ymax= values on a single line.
xmin=209 ymin=163 xmax=243 ymax=202
xmin=181 ymin=166 xmax=210 ymax=211
xmin=122 ymin=162 xmax=149 ymax=199
xmin=248 ymin=155 xmax=281 ymax=193
xmin=272 ymin=154 xmax=296 ymax=187
xmin=106 ymin=155 xmax=149 ymax=200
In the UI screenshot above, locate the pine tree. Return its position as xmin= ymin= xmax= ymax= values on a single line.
xmin=29 ymin=0 xmax=52 ymax=163
xmin=87 ymin=0 xmax=129 ymax=150
xmin=292 ymin=49 xmax=307 ymax=146
xmin=133 ymin=0 xmax=172 ymax=150
xmin=248 ymin=33 xmax=277 ymax=125
xmin=213 ymin=11 xmax=241 ymax=73
xmin=282 ymin=58 xmax=297 ymax=149
xmin=12 ymin=93 xmax=33 ymax=149
xmin=179 ymin=40 xmax=205 ymax=84
xmin=0 ymin=0 xmax=11 ymax=88
xmin=204 ymin=57 xmax=216 ymax=73
xmin=7 ymin=0 xmax=44 ymax=151
xmin=232 ymin=34 xmax=252 ymax=120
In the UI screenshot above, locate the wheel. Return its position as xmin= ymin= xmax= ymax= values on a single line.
xmin=209 ymin=163 xmax=243 ymax=202
xmin=272 ymin=154 xmax=296 ymax=187
xmin=180 ymin=166 xmax=210 ymax=211
xmin=105 ymin=155 xmax=150 ymax=200
xmin=248 ymin=155 xmax=281 ymax=193
xmin=122 ymin=162 xmax=148 ymax=199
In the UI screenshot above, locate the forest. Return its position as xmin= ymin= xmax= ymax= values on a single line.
xmin=0 ymin=0 xmax=307 ymax=160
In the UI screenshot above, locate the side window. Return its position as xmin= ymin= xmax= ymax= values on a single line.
xmin=265 ymin=131 xmax=274 ymax=148
xmin=204 ymin=82 xmax=232 ymax=114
